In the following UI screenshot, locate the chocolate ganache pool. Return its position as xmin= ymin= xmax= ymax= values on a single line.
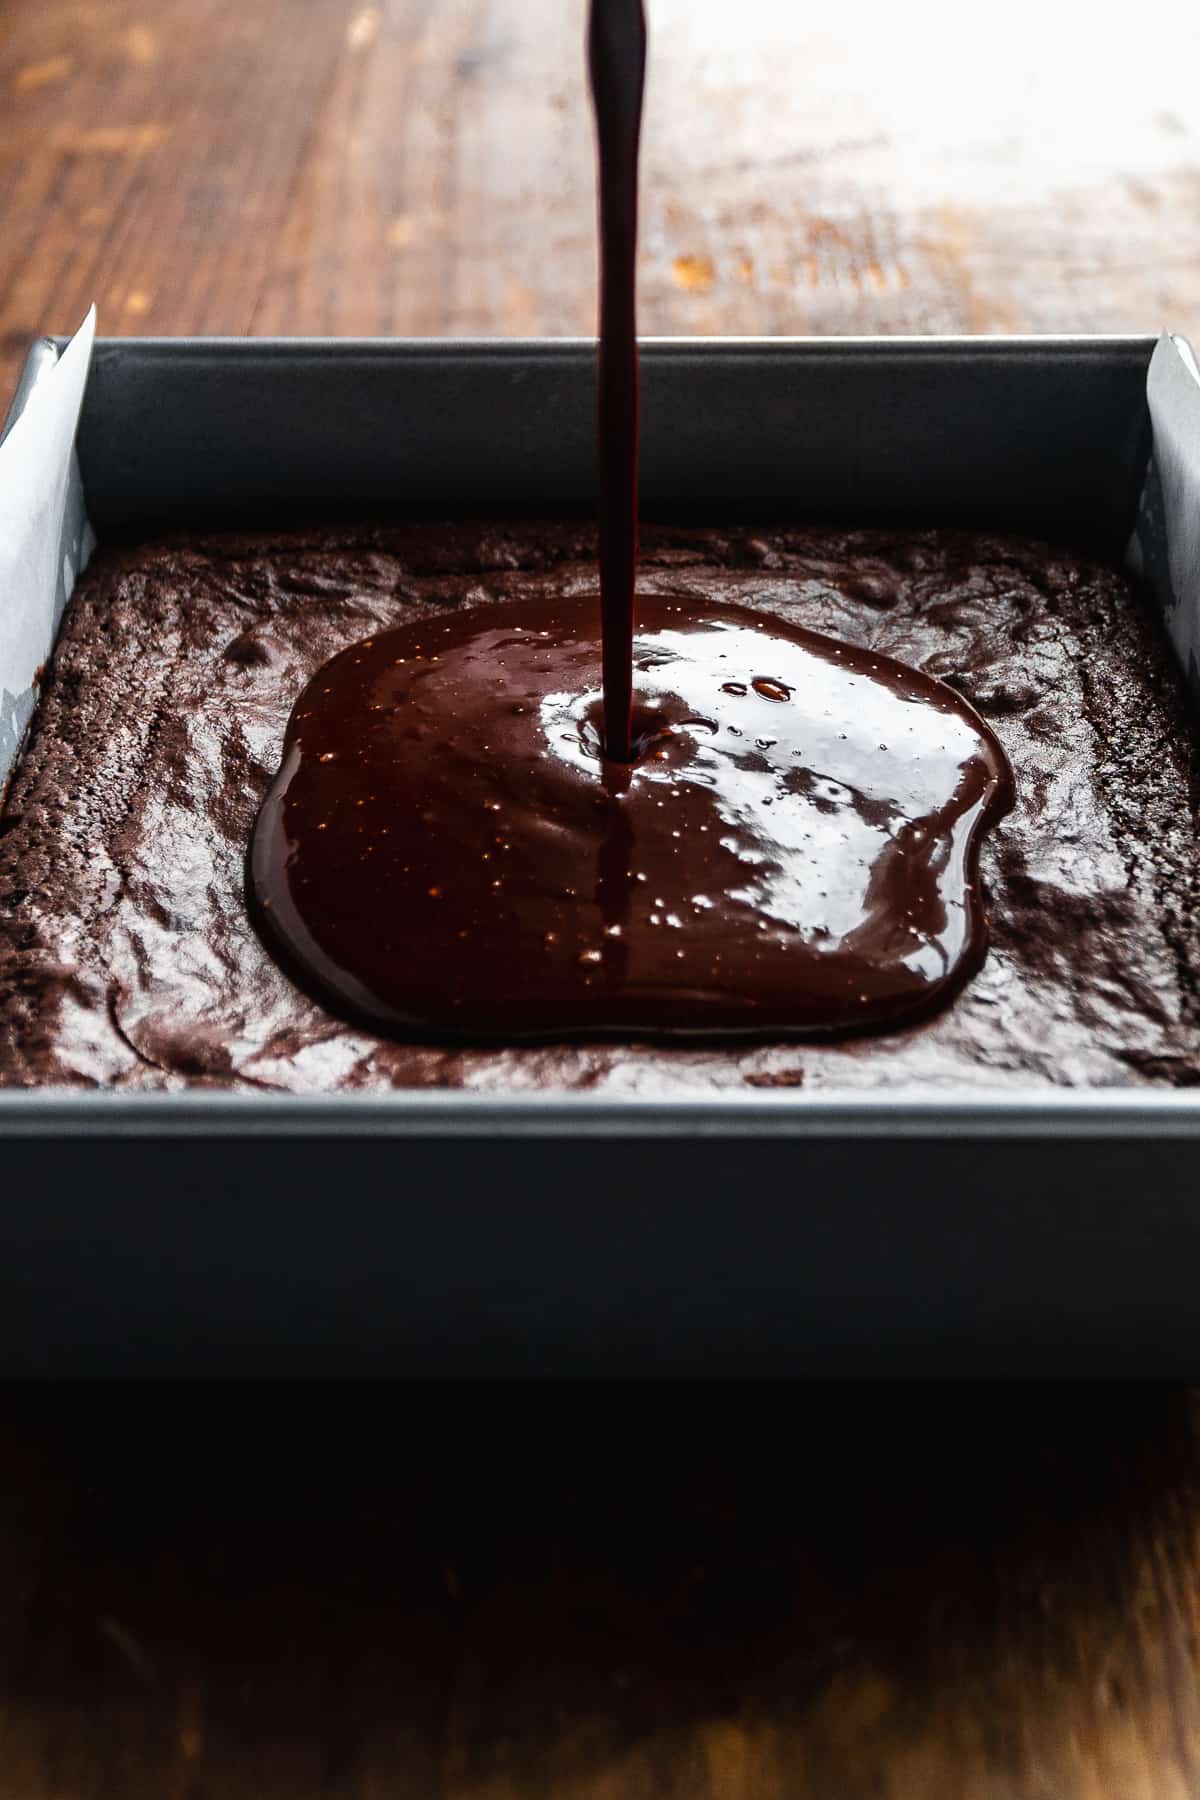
xmin=248 ymin=591 xmax=1012 ymax=1039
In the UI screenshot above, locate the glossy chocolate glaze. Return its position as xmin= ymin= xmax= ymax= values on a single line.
xmin=4 ymin=520 xmax=1198 ymax=1091
xmin=250 ymin=591 xmax=1012 ymax=1038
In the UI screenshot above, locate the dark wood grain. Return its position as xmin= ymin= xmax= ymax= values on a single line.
xmin=4 ymin=0 xmax=1200 ymax=405
xmin=2 ymin=1388 xmax=1200 ymax=1799
xmin=4 ymin=3 xmax=1200 ymax=1794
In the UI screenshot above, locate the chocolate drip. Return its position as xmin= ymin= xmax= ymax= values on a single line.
xmin=250 ymin=593 xmax=1013 ymax=1040
xmin=588 ymin=0 xmax=646 ymax=760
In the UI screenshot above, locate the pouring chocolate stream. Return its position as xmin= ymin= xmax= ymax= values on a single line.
xmin=588 ymin=0 xmax=646 ymax=761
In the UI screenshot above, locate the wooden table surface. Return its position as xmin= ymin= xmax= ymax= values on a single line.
xmin=4 ymin=0 xmax=1200 ymax=392
xmin=5 ymin=2 xmax=1200 ymax=1796
xmin=3 ymin=1387 xmax=1200 ymax=1800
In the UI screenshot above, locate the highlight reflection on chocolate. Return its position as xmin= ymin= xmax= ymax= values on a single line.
xmin=249 ymin=593 xmax=1013 ymax=1040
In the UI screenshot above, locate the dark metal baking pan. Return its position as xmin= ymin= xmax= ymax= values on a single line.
xmin=75 ymin=334 xmax=1153 ymax=539
xmin=1 ymin=333 xmax=1196 ymax=1379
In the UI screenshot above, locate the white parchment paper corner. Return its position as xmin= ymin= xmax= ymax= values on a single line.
xmin=1129 ymin=331 xmax=1200 ymax=695
xmin=0 ymin=310 xmax=96 ymax=790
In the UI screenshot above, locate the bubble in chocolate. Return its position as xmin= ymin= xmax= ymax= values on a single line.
xmin=248 ymin=593 xmax=1013 ymax=1040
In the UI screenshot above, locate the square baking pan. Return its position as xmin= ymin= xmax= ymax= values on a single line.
xmin=2 ymin=332 xmax=1199 ymax=1379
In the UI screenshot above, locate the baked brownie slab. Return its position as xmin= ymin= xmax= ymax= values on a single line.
xmin=1 ymin=521 xmax=1197 ymax=1092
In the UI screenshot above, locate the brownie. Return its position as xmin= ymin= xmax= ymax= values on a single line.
xmin=1 ymin=520 xmax=1198 ymax=1092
